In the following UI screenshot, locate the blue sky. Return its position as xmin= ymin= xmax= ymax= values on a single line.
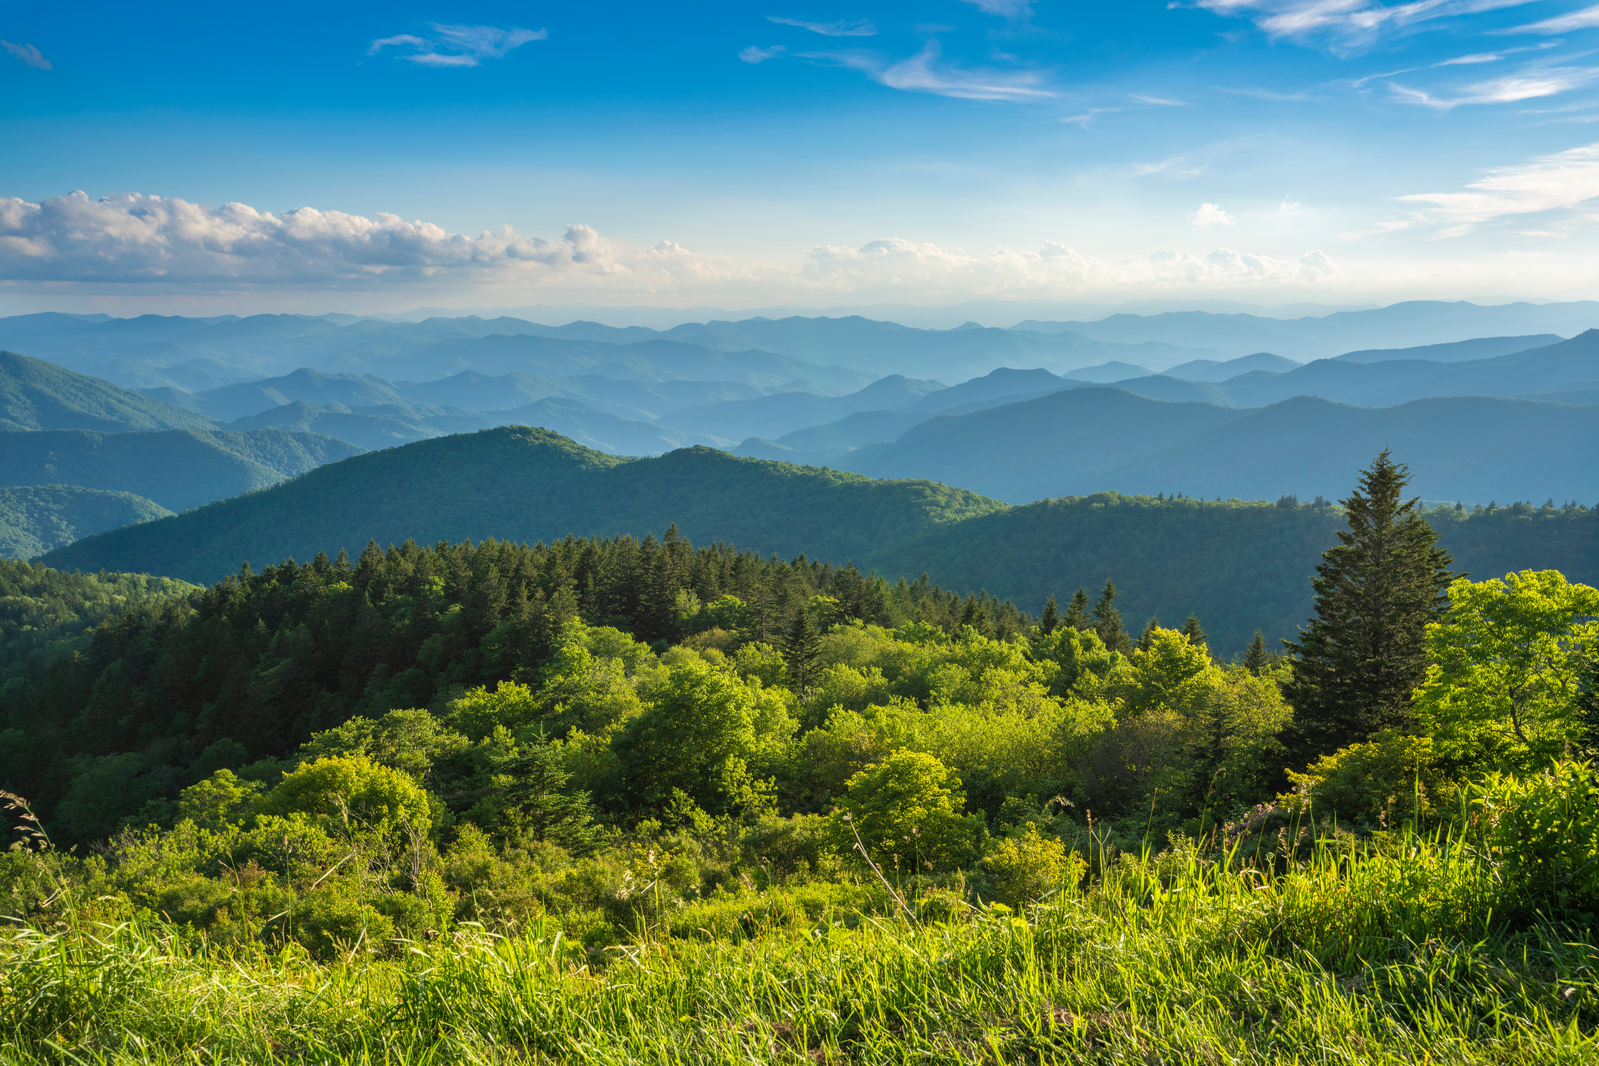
xmin=6 ymin=1 xmax=1599 ymax=316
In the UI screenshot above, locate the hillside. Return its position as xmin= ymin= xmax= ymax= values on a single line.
xmin=36 ymin=424 xmax=1597 ymax=655
xmin=0 ymin=350 xmax=218 ymax=433
xmin=656 ymin=375 xmax=945 ymax=441
xmin=0 ymin=485 xmax=173 ymax=559
xmin=0 ymin=428 xmax=365 ymax=511
xmin=837 ymin=387 xmax=1599 ymax=504
xmin=842 ymin=388 xmax=1245 ymax=502
xmin=39 ymin=426 xmax=1005 ymax=584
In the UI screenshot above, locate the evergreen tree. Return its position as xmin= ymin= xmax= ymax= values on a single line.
xmin=1038 ymin=594 xmax=1060 ymax=636
xmin=1092 ymin=580 xmax=1133 ymax=654
xmin=1136 ymin=614 xmax=1160 ymax=652
xmin=503 ymin=741 xmax=600 ymax=856
xmin=1282 ymin=451 xmax=1454 ymax=761
xmin=1243 ymin=630 xmax=1268 ymax=676
xmin=1180 ymin=613 xmax=1206 ymax=647
xmin=1064 ymin=588 xmax=1091 ymax=631
xmin=782 ymin=609 xmax=823 ymax=692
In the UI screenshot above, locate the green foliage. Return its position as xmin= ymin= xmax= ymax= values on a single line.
xmin=1415 ymin=570 xmax=1599 ymax=770
xmin=828 ymin=750 xmax=983 ymax=872
xmin=977 ymin=823 xmax=1084 ymax=907
xmin=0 ymin=484 xmax=172 ymax=560
xmin=1475 ymin=759 xmax=1599 ymax=913
xmin=1283 ymin=732 xmax=1446 ymax=828
xmin=258 ymin=755 xmax=432 ymax=841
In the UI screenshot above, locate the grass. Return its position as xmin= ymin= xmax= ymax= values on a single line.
xmin=0 ymin=831 xmax=1594 ymax=1064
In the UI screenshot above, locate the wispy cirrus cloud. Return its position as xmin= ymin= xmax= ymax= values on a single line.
xmin=0 ymin=40 xmax=50 ymax=70
xmin=1194 ymin=0 xmax=1541 ymax=55
xmin=802 ymin=40 xmax=1053 ymax=100
xmin=740 ymin=45 xmax=787 ymax=63
xmin=1502 ymin=3 xmax=1599 ymax=33
xmin=1396 ymin=142 xmax=1599 ymax=234
xmin=367 ymin=24 xmax=546 ymax=67
xmin=767 ymin=16 xmax=877 ymax=36
xmin=959 ymin=0 xmax=1034 ymax=19
xmin=1389 ymin=65 xmax=1599 ymax=107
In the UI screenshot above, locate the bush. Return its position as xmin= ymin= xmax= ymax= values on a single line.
xmin=978 ymin=823 xmax=1084 ymax=907
xmin=827 ymin=750 xmax=983 ymax=872
xmin=1283 ymin=731 xmax=1448 ymax=828
xmin=1475 ymin=759 xmax=1599 ymax=914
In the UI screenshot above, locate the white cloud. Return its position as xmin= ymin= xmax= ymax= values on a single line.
xmin=1389 ymin=65 xmax=1599 ymax=107
xmin=1061 ymin=107 xmax=1125 ymax=126
xmin=1191 ymin=203 xmax=1238 ymax=226
xmin=0 ymin=192 xmax=607 ymax=283
xmin=367 ymin=24 xmax=545 ymax=67
xmin=1281 ymin=198 xmax=1303 ymax=210
xmin=1131 ymin=94 xmax=1189 ymax=105
xmin=1194 ymin=0 xmax=1540 ymax=55
xmin=803 ymin=41 xmax=1053 ymax=100
xmin=1396 ymin=141 xmax=1599 ymax=232
xmin=0 ymin=190 xmax=1342 ymax=302
xmin=0 ymin=40 xmax=50 ymax=70
xmin=741 ymin=45 xmax=786 ymax=63
xmin=959 ymin=0 xmax=1034 ymax=18
xmin=1504 ymin=3 xmax=1599 ymax=33
xmin=767 ymin=16 xmax=876 ymax=36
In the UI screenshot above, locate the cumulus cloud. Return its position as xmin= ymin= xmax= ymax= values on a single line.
xmin=0 ymin=191 xmax=1341 ymax=302
xmin=1395 ymin=142 xmax=1599 ymax=233
xmin=805 ymin=40 xmax=1053 ymax=100
xmin=0 ymin=192 xmax=613 ymax=284
xmin=367 ymin=25 xmax=545 ymax=67
xmin=1 ymin=40 xmax=50 ymax=69
xmin=767 ymin=16 xmax=876 ymax=36
xmin=1194 ymin=0 xmax=1540 ymax=55
xmin=1191 ymin=203 xmax=1237 ymax=226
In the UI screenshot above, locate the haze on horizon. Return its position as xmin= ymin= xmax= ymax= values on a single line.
xmin=7 ymin=0 xmax=1599 ymax=319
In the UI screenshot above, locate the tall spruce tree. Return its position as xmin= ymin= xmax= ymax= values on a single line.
xmin=1137 ymin=614 xmax=1160 ymax=652
xmin=1092 ymin=580 xmax=1133 ymax=654
xmin=1038 ymin=594 xmax=1060 ymax=636
xmin=1064 ymin=588 xmax=1092 ymax=631
xmin=1282 ymin=451 xmax=1454 ymax=760
xmin=1242 ymin=631 xmax=1268 ymax=676
xmin=782 ymin=609 xmax=823 ymax=692
xmin=1180 ymin=614 xmax=1207 ymax=647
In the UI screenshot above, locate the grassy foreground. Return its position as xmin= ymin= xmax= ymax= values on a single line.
xmin=2 ymin=833 xmax=1594 ymax=1065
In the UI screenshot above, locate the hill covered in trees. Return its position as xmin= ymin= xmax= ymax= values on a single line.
xmin=37 ymin=426 xmax=1598 ymax=654
xmin=0 ymin=350 xmax=219 ymax=433
xmin=0 ymin=486 xmax=173 ymax=559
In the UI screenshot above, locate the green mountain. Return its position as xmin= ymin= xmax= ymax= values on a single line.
xmin=655 ymin=374 xmax=945 ymax=441
xmin=0 ymin=485 xmax=173 ymax=559
xmin=36 ymin=425 xmax=1598 ymax=655
xmin=38 ymin=426 xmax=1005 ymax=584
xmin=0 ymin=428 xmax=365 ymax=511
xmin=0 ymin=350 xmax=218 ymax=432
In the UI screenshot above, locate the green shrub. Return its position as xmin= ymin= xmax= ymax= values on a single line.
xmin=977 ymin=823 xmax=1084 ymax=907
xmin=1475 ymin=759 xmax=1599 ymax=914
xmin=827 ymin=750 xmax=984 ymax=872
xmin=1283 ymin=731 xmax=1448 ymax=828
xmin=286 ymin=889 xmax=396 ymax=960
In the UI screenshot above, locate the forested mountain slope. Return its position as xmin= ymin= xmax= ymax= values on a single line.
xmin=37 ymin=425 xmax=1598 ymax=654
xmin=39 ymin=427 xmax=1004 ymax=584
xmin=0 ymin=351 xmax=218 ymax=432
xmin=0 ymin=428 xmax=365 ymax=511
xmin=0 ymin=486 xmax=173 ymax=559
